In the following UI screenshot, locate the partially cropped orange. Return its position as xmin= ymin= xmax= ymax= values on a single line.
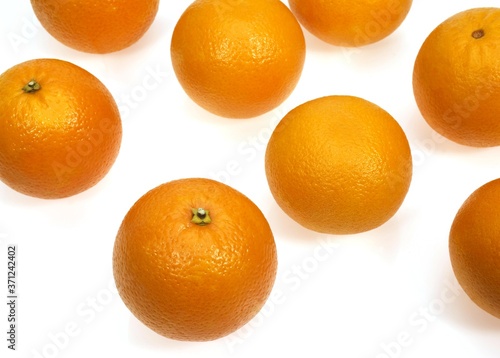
xmin=413 ymin=8 xmax=500 ymax=147
xmin=265 ymin=96 xmax=412 ymax=234
xmin=113 ymin=178 xmax=278 ymax=341
xmin=288 ymin=0 xmax=412 ymax=47
xmin=0 ymin=59 xmax=122 ymax=199
xmin=30 ymin=0 xmax=159 ymax=53
xmin=170 ymin=0 xmax=305 ymax=119
xmin=450 ymin=178 xmax=500 ymax=319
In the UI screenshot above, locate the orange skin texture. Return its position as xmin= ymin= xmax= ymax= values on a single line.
xmin=30 ymin=0 xmax=159 ymax=53
xmin=413 ymin=8 xmax=500 ymax=147
xmin=113 ymin=178 xmax=278 ymax=341
xmin=288 ymin=0 xmax=412 ymax=47
xmin=450 ymin=178 xmax=500 ymax=319
xmin=0 ymin=59 xmax=122 ymax=199
xmin=171 ymin=0 xmax=306 ymax=119
xmin=265 ymin=95 xmax=412 ymax=235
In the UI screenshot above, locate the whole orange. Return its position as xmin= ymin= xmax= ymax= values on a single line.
xmin=288 ymin=0 xmax=412 ymax=47
xmin=113 ymin=178 xmax=278 ymax=341
xmin=170 ymin=0 xmax=306 ymax=119
xmin=413 ymin=8 xmax=500 ymax=147
xmin=0 ymin=59 xmax=122 ymax=199
xmin=450 ymin=178 xmax=500 ymax=319
xmin=265 ymin=96 xmax=412 ymax=234
xmin=30 ymin=0 xmax=159 ymax=53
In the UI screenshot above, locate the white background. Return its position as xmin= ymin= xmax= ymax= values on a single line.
xmin=1 ymin=1 xmax=500 ymax=357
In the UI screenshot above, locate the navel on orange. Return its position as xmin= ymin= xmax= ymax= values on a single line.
xmin=31 ymin=0 xmax=159 ymax=53
xmin=0 ymin=59 xmax=122 ymax=199
xmin=265 ymin=95 xmax=412 ymax=234
xmin=413 ymin=7 xmax=500 ymax=147
xmin=113 ymin=178 xmax=278 ymax=341
xmin=171 ymin=0 xmax=306 ymax=118
xmin=450 ymin=178 xmax=500 ymax=319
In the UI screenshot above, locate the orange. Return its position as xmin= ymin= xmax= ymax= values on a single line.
xmin=0 ymin=59 xmax=122 ymax=199
xmin=113 ymin=178 xmax=278 ymax=341
xmin=413 ymin=8 xmax=500 ymax=147
xmin=288 ymin=0 xmax=412 ymax=47
xmin=265 ymin=95 xmax=412 ymax=234
xmin=170 ymin=0 xmax=305 ymax=119
xmin=30 ymin=0 xmax=159 ymax=53
xmin=450 ymin=178 xmax=500 ymax=319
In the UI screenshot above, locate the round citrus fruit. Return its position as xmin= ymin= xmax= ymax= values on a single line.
xmin=113 ymin=178 xmax=278 ymax=341
xmin=288 ymin=0 xmax=412 ymax=47
xmin=30 ymin=0 xmax=159 ymax=53
xmin=170 ymin=0 xmax=306 ymax=119
xmin=450 ymin=178 xmax=500 ymax=319
xmin=265 ymin=95 xmax=412 ymax=234
xmin=0 ymin=58 xmax=122 ymax=199
xmin=413 ymin=7 xmax=500 ymax=147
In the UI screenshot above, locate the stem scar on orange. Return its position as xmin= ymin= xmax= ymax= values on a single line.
xmin=113 ymin=178 xmax=278 ymax=341
xmin=0 ymin=58 xmax=122 ymax=199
